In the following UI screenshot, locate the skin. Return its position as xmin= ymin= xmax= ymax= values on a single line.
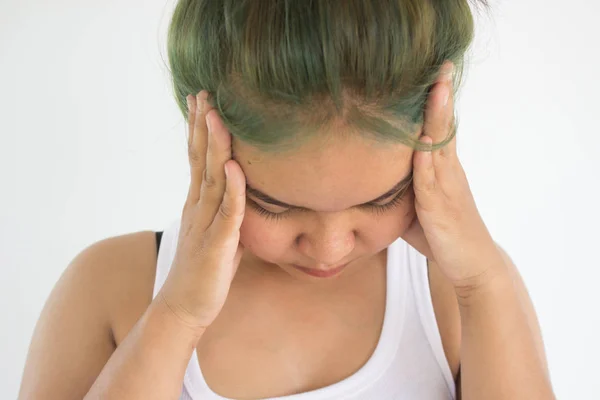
xmin=18 ymin=61 xmax=552 ymax=400
xmin=208 ymin=58 xmax=554 ymax=398
xmin=232 ymin=122 xmax=421 ymax=288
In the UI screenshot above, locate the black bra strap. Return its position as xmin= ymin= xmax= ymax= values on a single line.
xmin=155 ymin=231 xmax=163 ymax=259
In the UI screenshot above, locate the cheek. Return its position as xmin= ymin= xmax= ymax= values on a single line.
xmin=369 ymin=200 xmax=416 ymax=242
xmin=239 ymin=212 xmax=289 ymax=261
xmin=396 ymin=191 xmax=417 ymax=232
xmin=239 ymin=195 xmax=417 ymax=261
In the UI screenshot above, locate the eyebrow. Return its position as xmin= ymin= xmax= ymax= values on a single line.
xmin=245 ymin=168 xmax=414 ymax=211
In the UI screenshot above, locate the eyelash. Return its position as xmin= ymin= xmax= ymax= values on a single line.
xmin=247 ymin=184 xmax=412 ymax=223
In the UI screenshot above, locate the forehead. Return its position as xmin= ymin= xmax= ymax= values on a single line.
xmin=232 ymin=134 xmax=415 ymax=212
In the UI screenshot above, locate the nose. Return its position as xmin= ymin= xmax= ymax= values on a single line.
xmin=296 ymin=214 xmax=356 ymax=267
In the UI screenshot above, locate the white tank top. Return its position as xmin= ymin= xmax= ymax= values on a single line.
xmin=153 ymin=217 xmax=456 ymax=400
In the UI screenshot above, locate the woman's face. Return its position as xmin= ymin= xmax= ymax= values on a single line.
xmin=232 ymin=129 xmax=420 ymax=283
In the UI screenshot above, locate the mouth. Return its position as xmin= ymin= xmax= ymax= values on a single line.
xmin=291 ymin=262 xmax=349 ymax=278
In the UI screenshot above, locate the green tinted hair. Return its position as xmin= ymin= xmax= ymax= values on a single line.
xmin=167 ymin=0 xmax=490 ymax=153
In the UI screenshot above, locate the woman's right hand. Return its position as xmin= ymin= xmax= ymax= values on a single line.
xmin=158 ymin=90 xmax=247 ymax=331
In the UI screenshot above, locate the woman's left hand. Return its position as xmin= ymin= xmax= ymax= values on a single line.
xmin=400 ymin=61 xmax=506 ymax=291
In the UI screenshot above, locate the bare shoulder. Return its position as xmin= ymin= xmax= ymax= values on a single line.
xmin=64 ymin=229 xmax=159 ymax=339
xmin=19 ymin=230 xmax=159 ymax=399
xmin=91 ymin=230 xmax=160 ymax=345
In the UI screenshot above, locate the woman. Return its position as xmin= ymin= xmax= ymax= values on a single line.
xmin=19 ymin=0 xmax=554 ymax=399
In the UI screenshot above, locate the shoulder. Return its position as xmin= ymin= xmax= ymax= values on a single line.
xmin=72 ymin=230 xmax=160 ymax=344
xmin=18 ymin=231 xmax=160 ymax=398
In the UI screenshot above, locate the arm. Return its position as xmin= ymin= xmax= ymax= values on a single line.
xmin=454 ymin=243 xmax=555 ymax=400
xmin=19 ymin=239 xmax=117 ymax=400
xmin=84 ymin=293 xmax=205 ymax=399
xmin=18 ymin=236 xmax=206 ymax=400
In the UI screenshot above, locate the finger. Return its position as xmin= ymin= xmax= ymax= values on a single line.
xmin=198 ymin=108 xmax=232 ymax=223
xmin=422 ymin=61 xmax=457 ymax=160
xmin=186 ymin=94 xmax=196 ymax=149
xmin=187 ymin=90 xmax=210 ymax=205
xmin=210 ymin=159 xmax=246 ymax=247
xmin=412 ymin=135 xmax=438 ymax=212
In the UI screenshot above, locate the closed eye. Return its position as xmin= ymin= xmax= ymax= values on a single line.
xmin=247 ymin=179 xmax=412 ymax=222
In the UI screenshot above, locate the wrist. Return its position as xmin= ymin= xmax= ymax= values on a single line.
xmin=150 ymin=291 xmax=208 ymax=343
xmin=453 ymin=261 xmax=512 ymax=308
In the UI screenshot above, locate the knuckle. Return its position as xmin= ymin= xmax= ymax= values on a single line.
xmin=438 ymin=146 xmax=447 ymax=158
xmin=182 ymin=200 xmax=195 ymax=217
xmin=220 ymin=199 xmax=244 ymax=219
xmin=188 ymin=147 xmax=203 ymax=166
xmin=414 ymin=180 xmax=436 ymax=196
xmin=219 ymin=197 xmax=244 ymax=220
xmin=218 ymin=202 xmax=234 ymax=219
xmin=202 ymin=168 xmax=217 ymax=188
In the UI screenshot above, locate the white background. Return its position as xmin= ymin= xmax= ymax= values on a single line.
xmin=1 ymin=0 xmax=599 ymax=398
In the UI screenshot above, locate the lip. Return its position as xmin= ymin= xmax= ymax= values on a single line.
xmin=291 ymin=262 xmax=349 ymax=278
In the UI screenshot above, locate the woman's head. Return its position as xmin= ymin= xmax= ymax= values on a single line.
xmin=166 ymin=0 xmax=489 ymax=282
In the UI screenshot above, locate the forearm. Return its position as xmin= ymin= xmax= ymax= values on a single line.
xmin=85 ymin=293 xmax=205 ymax=400
xmin=456 ymin=264 xmax=555 ymax=400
